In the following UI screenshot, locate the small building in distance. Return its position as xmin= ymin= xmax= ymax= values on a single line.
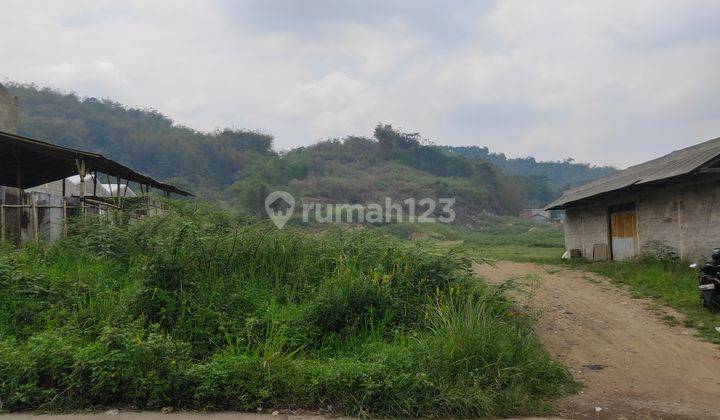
xmin=519 ymin=208 xmax=552 ymax=224
xmin=519 ymin=209 xmax=565 ymax=224
xmin=546 ymin=137 xmax=720 ymax=262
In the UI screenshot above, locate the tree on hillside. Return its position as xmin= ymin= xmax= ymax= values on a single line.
xmin=7 ymin=82 xmax=599 ymax=219
xmin=443 ymin=145 xmax=617 ymax=189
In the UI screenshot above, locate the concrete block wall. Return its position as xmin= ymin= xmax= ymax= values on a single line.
xmin=32 ymin=192 xmax=67 ymax=242
xmin=563 ymin=178 xmax=720 ymax=262
xmin=564 ymin=203 xmax=609 ymax=259
xmin=0 ymin=186 xmax=70 ymax=244
xmin=636 ymin=180 xmax=720 ymax=262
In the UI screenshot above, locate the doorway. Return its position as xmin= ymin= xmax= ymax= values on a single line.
xmin=609 ymin=202 xmax=637 ymax=261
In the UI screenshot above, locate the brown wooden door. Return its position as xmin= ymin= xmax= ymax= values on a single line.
xmin=610 ymin=207 xmax=637 ymax=261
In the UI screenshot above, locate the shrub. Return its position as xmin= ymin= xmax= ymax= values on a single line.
xmin=0 ymin=208 xmax=573 ymax=415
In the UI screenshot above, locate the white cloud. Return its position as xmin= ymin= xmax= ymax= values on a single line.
xmin=1 ymin=0 xmax=719 ymax=167
xmin=275 ymin=71 xmax=382 ymax=137
xmin=28 ymin=61 xmax=129 ymax=93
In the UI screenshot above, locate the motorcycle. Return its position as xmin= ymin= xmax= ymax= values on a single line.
xmin=690 ymin=262 xmax=720 ymax=312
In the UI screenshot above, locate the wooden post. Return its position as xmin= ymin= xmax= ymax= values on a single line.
xmin=93 ymin=171 xmax=98 ymax=197
xmin=116 ymin=177 xmax=122 ymax=209
xmin=104 ymin=173 xmax=116 ymax=207
xmin=62 ymin=177 xmax=66 ymax=197
xmin=75 ymin=159 xmax=86 ymax=217
xmin=31 ymin=198 xmax=38 ymax=242
xmin=75 ymin=159 xmax=86 ymax=196
xmin=62 ymin=201 xmax=67 ymax=236
xmin=14 ymin=148 xmax=22 ymax=238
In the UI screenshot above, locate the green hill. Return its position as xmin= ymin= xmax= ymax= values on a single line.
xmin=6 ymin=82 xmax=611 ymax=220
xmin=443 ymin=146 xmax=617 ymax=191
xmin=8 ymin=83 xmax=274 ymax=201
xmin=229 ymin=125 xmax=558 ymax=222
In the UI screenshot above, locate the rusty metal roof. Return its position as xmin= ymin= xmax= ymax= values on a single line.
xmin=0 ymin=130 xmax=192 ymax=196
xmin=545 ymin=136 xmax=720 ymax=209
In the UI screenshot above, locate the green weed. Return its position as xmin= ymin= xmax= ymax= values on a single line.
xmin=0 ymin=207 xmax=574 ymax=416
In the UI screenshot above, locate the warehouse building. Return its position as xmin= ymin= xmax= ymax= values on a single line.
xmin=546 ymin=137 xmax=720 ymax=262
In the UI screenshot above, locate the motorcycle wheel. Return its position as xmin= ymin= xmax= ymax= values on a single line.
xmin=701 ymin=291 xmax=720 ymax=313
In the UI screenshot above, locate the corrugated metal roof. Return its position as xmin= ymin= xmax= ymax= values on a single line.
xmin=0 ymin=130 xmax=192 ymax=196
xmin=545 ymin=136 xmax=720 ymax=209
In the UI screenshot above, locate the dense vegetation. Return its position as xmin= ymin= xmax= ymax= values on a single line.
xmin=232 ymin=124 xmax=559 ymax=222
xmin=8 ymin=83 xmax=274 ymax=201
xmin=7 ymin=83 xmax=611 ymax=218
xmin=0 ymin=208 xmax=574 ymax=415
xmin=444 ymin=146 xmax=617 ymax=190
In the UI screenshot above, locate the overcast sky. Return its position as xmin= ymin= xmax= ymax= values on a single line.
xmin=2 ymin=0 xmax=719 ymax=167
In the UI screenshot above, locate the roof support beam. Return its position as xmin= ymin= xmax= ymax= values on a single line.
xmin=0 ymin=131 xmax=191 ymax=196
xmin=75 ymin=158 xmax=86 ymax=199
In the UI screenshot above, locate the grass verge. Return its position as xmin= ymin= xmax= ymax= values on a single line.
xmin=561 ymin=259 xmax=720 ymax=344
xmin=374 ymin=217 xmax=565 ymax=264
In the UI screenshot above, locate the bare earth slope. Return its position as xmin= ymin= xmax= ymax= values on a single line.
xmin=474 ymin=261 xmax=720 ymax=419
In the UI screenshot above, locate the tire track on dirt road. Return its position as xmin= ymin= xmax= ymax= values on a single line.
xmin=474 ymin=261 xmax=720 ymax=419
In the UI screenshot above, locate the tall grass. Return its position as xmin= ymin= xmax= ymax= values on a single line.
xmin=0 ymin=206 xmax=573 ymax=416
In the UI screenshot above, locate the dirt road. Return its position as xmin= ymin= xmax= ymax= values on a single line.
xmin=475 ymin=261 xmax=720 ymax=419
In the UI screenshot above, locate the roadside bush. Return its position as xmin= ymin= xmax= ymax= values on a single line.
xmin=639 ymin=240 xmax=681 ymax=263
xmin=0 ymin=208 xmax=574 ymax=415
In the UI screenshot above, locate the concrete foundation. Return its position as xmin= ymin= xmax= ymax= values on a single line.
xmin=0 ymin=186 xmax=78 ymax=244
xmin=0 ymin=185 xmax=166 ymax=245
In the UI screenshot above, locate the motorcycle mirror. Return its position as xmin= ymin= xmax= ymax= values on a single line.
xmin=689 ymin=263 xmax=698 ymax=268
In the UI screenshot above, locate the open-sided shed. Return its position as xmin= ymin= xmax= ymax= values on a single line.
xmin=0 ymin=129 xmax=191 ymax=243
xmin=0 ymin=130 xmax=191 ymax=196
